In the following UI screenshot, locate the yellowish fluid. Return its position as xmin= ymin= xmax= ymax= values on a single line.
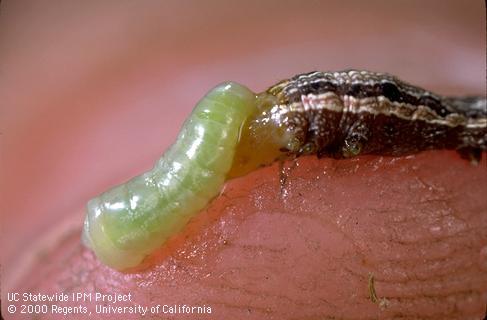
xmin=227 ymin=93 xmax=288 ymax=179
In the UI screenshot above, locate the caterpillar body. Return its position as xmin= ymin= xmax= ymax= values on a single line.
xmin=83 ymin=70 xmax=486 ymax=270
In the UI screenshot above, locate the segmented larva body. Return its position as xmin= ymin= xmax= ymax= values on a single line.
xmin=261 ymin=70 xmax=486 ymax=159
xmin=83 ymin=70 xmax=486 ymax=270
xmin=83 ymin=82 xmax=258 ymax=270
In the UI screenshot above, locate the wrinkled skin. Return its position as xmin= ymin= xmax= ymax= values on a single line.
xmin=1 ymin=1 xmax=486 ymax=319
xmin=8 ymin=153 xmax=487 ymax=319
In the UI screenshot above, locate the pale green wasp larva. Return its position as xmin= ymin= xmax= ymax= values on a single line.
xmin=83 ymin=71 xmax=486 ymax=270
xmin=83 ymin=82 xmax=269 ymax=270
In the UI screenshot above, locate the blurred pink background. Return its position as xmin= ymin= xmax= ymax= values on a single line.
xmin=1 ymin=0 xmax=485 ymax=298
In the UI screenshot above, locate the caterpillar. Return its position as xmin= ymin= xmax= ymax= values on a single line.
xmin=83 ymin=70 xmax=486 ymax=270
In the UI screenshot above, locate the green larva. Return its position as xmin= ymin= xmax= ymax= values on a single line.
xmin=82 ymin=82 xmax=258 ymax=270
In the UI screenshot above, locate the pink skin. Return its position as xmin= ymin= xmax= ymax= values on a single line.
xmin=1 ymin=1 xmax=486 ymax=319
